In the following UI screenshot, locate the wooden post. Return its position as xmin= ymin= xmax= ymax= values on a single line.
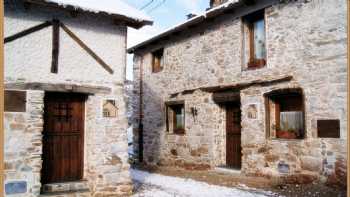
xmin=138 ymin=56 xmax=144 ymax=163
xmin=347 ymin=1 xmax=350 ymax=196
xmin=51 ymin=19 xmax=60 ymax=73
xmin=60 ymin=22 xmax=114 ymax=74
xmin=4 ymin=21 xmax=52 ymax=43
xmin=0 ymin=0 xmax=4 ymax=194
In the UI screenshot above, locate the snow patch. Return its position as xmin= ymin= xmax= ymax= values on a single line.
xmin=131 ymin=169 xmax=279 ymax=197
xmin=43 ymin=0 xmax=152 ymax=22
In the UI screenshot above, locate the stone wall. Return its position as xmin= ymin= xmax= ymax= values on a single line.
xmin=84 ymin=87 xmax=132 ymax=196
xmin=5 ymin=0 xmax=132 ymax=196
xmin=5 ymin=91 xmax=44 ymax=197
xmin=132 ymin=0 xmax=347 ymax=186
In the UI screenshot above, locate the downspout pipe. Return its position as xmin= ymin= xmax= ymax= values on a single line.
xmin=138 ymin=55 xmax=144 ymax=163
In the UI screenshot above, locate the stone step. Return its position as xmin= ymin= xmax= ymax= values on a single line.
xmin=39 ymin=190 xmax=91 ymax=197
xmin=41 ymin=180 xmax=90 ymax=194
xmin=214 ymin=166 xmax=241 ymax=174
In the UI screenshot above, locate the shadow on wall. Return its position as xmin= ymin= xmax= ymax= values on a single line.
xmin=142 ymin=82 xmax=166 ymax=165
xmin=131 ymin=81 xmax=166 ymax=166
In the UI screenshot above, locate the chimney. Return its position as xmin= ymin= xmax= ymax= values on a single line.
xmin=210 ymin=0 xmax=228 ymax=8
xmin=186 ymin=13 xmax=197 ymax=19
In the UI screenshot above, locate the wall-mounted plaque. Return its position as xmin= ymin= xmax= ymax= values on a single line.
xmin=5 ymin=90 xmax=26 ymax=112
xmin=317 ymin=119 xmax=340 ymax=138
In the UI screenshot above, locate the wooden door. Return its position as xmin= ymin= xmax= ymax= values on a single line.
xmin=226 ymin=102 xmax=242 ymax=169
xmin=42 ymin=92 xmax=86 ymax=184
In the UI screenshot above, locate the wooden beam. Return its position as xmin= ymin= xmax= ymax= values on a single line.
xmin=212 ymin=91 xmax=240 ymax=103
xmin=51 ymin=19 xmax=60 ymax=73
xmin=170 ymin=75 xmax=293 ymax=95
xmin=4 ymin=21 xmax=52 ymax=43
xmin=200 ymin=76 xmax=293 ymax=92
xmin=59 ymin=22 xmax=114 ymax=74
xmin=5 ymin=82 xmax=112 ymax=94
xmin=165 ymin=100 xmax=185 ymax=105
xmin=0 ymin=0 xmax=4 ymax=194
xmin=242 ymin=0 xmax=257 ymax=6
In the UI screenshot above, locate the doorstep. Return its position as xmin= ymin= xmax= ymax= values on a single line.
xmin=39 ymin=190 xmax=91 ymax=197
xmin=41 ymin=180 xmax=90 ymax=196
xmin=214 ymin=166 xmax=241 ymax=175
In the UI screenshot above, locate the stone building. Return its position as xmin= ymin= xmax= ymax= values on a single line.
xmin=129 ymin=0 xmax=347 ymax=187
xmin=4 ymin=0 xmax=151 ymax=196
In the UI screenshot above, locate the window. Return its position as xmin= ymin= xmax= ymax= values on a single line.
xmin=265 ymin=89 xmax=305 ymax=139
xmin=166 ymin=102 xmax=185 ymax=134
xmin=152 ymin=48 xmax=164 ymax=73
xmin=54 ymin=103 xmax=72 ymax=122
xmin=243 ymin=10 xmax=266 ymax=69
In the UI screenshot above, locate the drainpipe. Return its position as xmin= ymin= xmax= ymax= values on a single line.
xmin=138 ymin=55 xmax=144 ymax=163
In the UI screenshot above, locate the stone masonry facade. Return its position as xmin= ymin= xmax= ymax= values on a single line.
xmin=5 ymin=91 xmax=45 ymax=196
xmin=4 ymin=0 xmax=134 ymax=196
xmin=132 ymin=0 xmax=347 ymax=187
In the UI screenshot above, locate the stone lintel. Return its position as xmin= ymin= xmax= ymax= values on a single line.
xmin=5 ymin=82 xmax=112 ymax=95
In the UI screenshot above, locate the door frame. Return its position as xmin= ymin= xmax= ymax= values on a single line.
xmin=41 ymin=92 xmax=87 ymax=184
xmin=225 ymin=101 xmax=242 ymax=169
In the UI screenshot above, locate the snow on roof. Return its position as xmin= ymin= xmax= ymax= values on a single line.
xmin=127 ymin=0 xmax=240 ymax=52
xmin=42 ymin=0 xmax=152 ymax=26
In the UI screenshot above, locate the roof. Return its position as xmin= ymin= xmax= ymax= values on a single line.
xmin=127 ymin=0 xmax=240 ymax=53
xmin=127 ymin=0 xmax=278 ymax=53
xmin=26 ymin=0 xmax=153 ymax=28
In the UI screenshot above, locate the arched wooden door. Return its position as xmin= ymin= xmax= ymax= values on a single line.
xmin=42 ymin=92 xmax=86 ymax=184
xmin=226 ymin=102 xmax=242 ymax=169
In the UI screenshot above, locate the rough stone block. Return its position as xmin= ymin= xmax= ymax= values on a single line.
xmin=5 ymin=181 xmax=27 ymax=194
xmin=10 ymin=123 xmax=25 ymax=130
xmin=300 ymin=156 xmax=322 ymax=172
xmin=278 ymin=162 xmax=289 ymax=174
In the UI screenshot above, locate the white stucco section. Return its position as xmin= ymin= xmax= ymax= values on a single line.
xmin=5 ymin=0 xmax=127 ymax=86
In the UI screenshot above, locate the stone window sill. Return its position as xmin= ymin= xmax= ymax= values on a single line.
xmin=268 ymin=138 xmax=305 ymax=143
xmin=166 ymin=132 xmax=186 ymax=136
xmin=242 ymin=65 xmax=266 ymax=71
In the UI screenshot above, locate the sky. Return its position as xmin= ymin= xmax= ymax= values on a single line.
xmin=125 ymin=0 xmax=210 ymax=80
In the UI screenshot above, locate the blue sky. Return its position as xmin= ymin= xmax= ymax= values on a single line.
xmin=125 ymin=0 xmax=210 ymax=80
xmin=126 ymin=0 xmax=209 ymax=32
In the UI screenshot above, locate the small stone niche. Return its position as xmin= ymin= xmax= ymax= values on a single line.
xmin=102 ymin=99 xmax=118 ymax=118
xmin=5 ymin=90 xmax=26 ymax=112
xmin=247 ymin=104 xmax=257 ymax=119
xmin=317 ymin=119 xmax=340 ymax=138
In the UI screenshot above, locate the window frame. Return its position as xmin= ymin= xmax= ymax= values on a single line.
xmin=265 ymin=89 xmax=306 ymax=140
xmin=165 ymin=101 xmax=185 ymax=135
xmin=243 ymin=9 xmax=266 ymax=69
xmin=152 ymin=48 xmax=164 ymax=73
xmin=103 ymin=109 xmax=110 ymax=117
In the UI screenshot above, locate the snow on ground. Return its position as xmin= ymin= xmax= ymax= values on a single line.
xmin=131 ymin=169 xmax=280 ymax=197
